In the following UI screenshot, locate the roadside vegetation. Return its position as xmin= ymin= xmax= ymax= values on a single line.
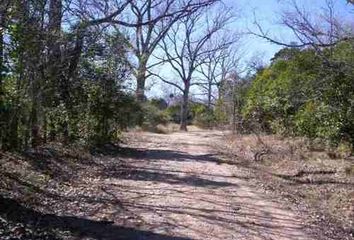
xmin=0 ymin=0 xmax=353 ymax=239
xmin=218 ymin=134 xmax=354 ymax=239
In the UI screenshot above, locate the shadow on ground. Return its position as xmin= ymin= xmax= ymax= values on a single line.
xmin=2 ymin=136 xmax=350 ymax=240
xmin=0 ymin=196 xmax=192 ymax=240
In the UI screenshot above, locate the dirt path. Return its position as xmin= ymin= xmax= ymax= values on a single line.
xmin=103 ymin=129 xmax=317 ymax=240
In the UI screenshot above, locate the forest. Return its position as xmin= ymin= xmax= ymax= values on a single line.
xmin=0 ymin=0 xmax=353 ymax=239
xmin=0 ymin=0 xmax=354 ymax=149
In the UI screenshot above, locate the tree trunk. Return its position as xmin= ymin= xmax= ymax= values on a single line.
xmin=0 ymin=23 xmax=3 ymax=97
xmin=30 ymin=100 xmax=40 ymax=147
xmin=232 ymin=86 xmax=238 ymax=134
xmin=48 ymin=0 xmax=62 ymax=62
xmin=17 ymin=0 xmax=42 ymax=148
xmin=180 ymin=86 xmax=189 ymax=131
xmin=136 ymin=57 xmax=148 ymax=102
xmin=207 ymin=83 xmax=212 ymax=111
xmin=232 ymin=97 xmax=237 ymax=134
xmin=0 ymin=3 xmax=6 ymax=104
xmin=29 ymin=50 xmax=42 ymax=148
xmin=0 ymin=21 xmax=3 ymax=148
xmin=48 ymin=0 xmax=62 ymax=95
xmin=48 ymin=0 xmax=68 ymax=142
xmin=207 ymin=82 xmax=213 ymax=128
xmin=136 ymin=73 xmax=146 ymax=102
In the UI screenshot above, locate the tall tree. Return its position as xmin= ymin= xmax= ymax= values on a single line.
xmin=0 ymin=0 xmax=10 ymax=100
xmin=118 ymin=0 xmax=219 ymax=101
xmin=0 ymin=0 xmax=138 ymax=149
xmin=151 ymin=6 xmax=233 ymax=130
xmin=196 ymin=38 xmax=240 ymax=111
xmin=43 ymin=0 xmax=133 ymax=142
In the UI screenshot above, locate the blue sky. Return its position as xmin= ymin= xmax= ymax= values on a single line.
xmin=224 ymin=0 xmax=354 ymax=63
xmin=147 ymin=0 xmax=354 ymax=98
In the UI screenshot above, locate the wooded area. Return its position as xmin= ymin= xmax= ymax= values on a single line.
xmin=0 ymin=0 xmax=220 ymax=149
xmin=1 ymin=0 xmax=353 ymax=150
xmin=0 ymin=0 xmax=353 ymax=239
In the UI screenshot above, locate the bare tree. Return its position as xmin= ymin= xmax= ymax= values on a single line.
xmin=150 ymin=6 xmax=233 ymax=131
xmin=250 ymin=0 xmax=354 ymax=51
xmin=118 ymin=0 xmax=219 ymax=101
xmin=196 ymin=38 xmax=241 ymax=111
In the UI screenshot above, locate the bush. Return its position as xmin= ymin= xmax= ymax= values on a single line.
xmin=294 ymin=101 xmax=342 ymax=143
xmin=240 ymin=45 xmax=354 ymax=149
xmin=190 ymin=103 xmax=215 ymax=128
xmin=141 ymin=102 xmax=170 ymax=132
xmin=164 ymin=105 xmax=181 ymax=124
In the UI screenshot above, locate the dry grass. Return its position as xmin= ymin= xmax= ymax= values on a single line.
xmin=155 ymin=123 xmax=180 ymax=134
xmin=129 ymin=123 xmax=181 ymax=134
xmin=129 ymin=124 xmax=203 ymax=134
xmin=218 ymin=134 xmax=354 ymax=238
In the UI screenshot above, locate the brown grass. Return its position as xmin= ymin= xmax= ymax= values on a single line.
xmin=218 ymin=133 xmax=354 ymax=237
xmin=130 ymin=123 xmax=181 ymax=134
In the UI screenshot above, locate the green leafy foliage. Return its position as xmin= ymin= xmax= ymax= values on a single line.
xmin=242 ymin=44 xmax=354 ymax=147
xmin=164 ymin=101 xmax=216 ymax=128
xmin=190 ymin=103 xmax=215 ymax=128
xmin=141 ymin=101 xmax=170 ymax=132
xmin=164 ymin=105 xmax=181 ymax=124
xmin=0 ymin=16 xmax=140 ymax=149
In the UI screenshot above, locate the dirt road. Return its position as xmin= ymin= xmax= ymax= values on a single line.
xmin=104 ymin=129 xmax=317 ymax=240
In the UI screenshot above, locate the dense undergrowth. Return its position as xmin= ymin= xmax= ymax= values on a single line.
xmin=240 ymin=44 xmax=354 ymax=149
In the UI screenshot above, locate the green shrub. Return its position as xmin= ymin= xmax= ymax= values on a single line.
xmin=164 ymin=105 xmax=181 ymax=123
xmin=190 ymin=103 xmax=216 ymax=128
xmin=141 ymin=102 xmax=170 ymax=132
xmin=294 ymin=101 xmax=342 ymax=143
xmin=240 ymin=45 xmax=354 ymax=149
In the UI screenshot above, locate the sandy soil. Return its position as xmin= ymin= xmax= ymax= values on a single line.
xmin=109 ymin=128 xmax=318 ymax=240
xmin=2 ymin=128 xmax=334 ymax=240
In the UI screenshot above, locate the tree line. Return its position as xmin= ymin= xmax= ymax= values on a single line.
xmin=0 ymin=0 xmax=353 ymax=150
xmin=0 ymin=0 xmax=231 ymax=150
xmin=219 ymin=0 xmax=354 ymax=148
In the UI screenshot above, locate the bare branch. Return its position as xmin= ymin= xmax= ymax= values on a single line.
xmin=249 ymin=1 xmax=354 ymax=49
